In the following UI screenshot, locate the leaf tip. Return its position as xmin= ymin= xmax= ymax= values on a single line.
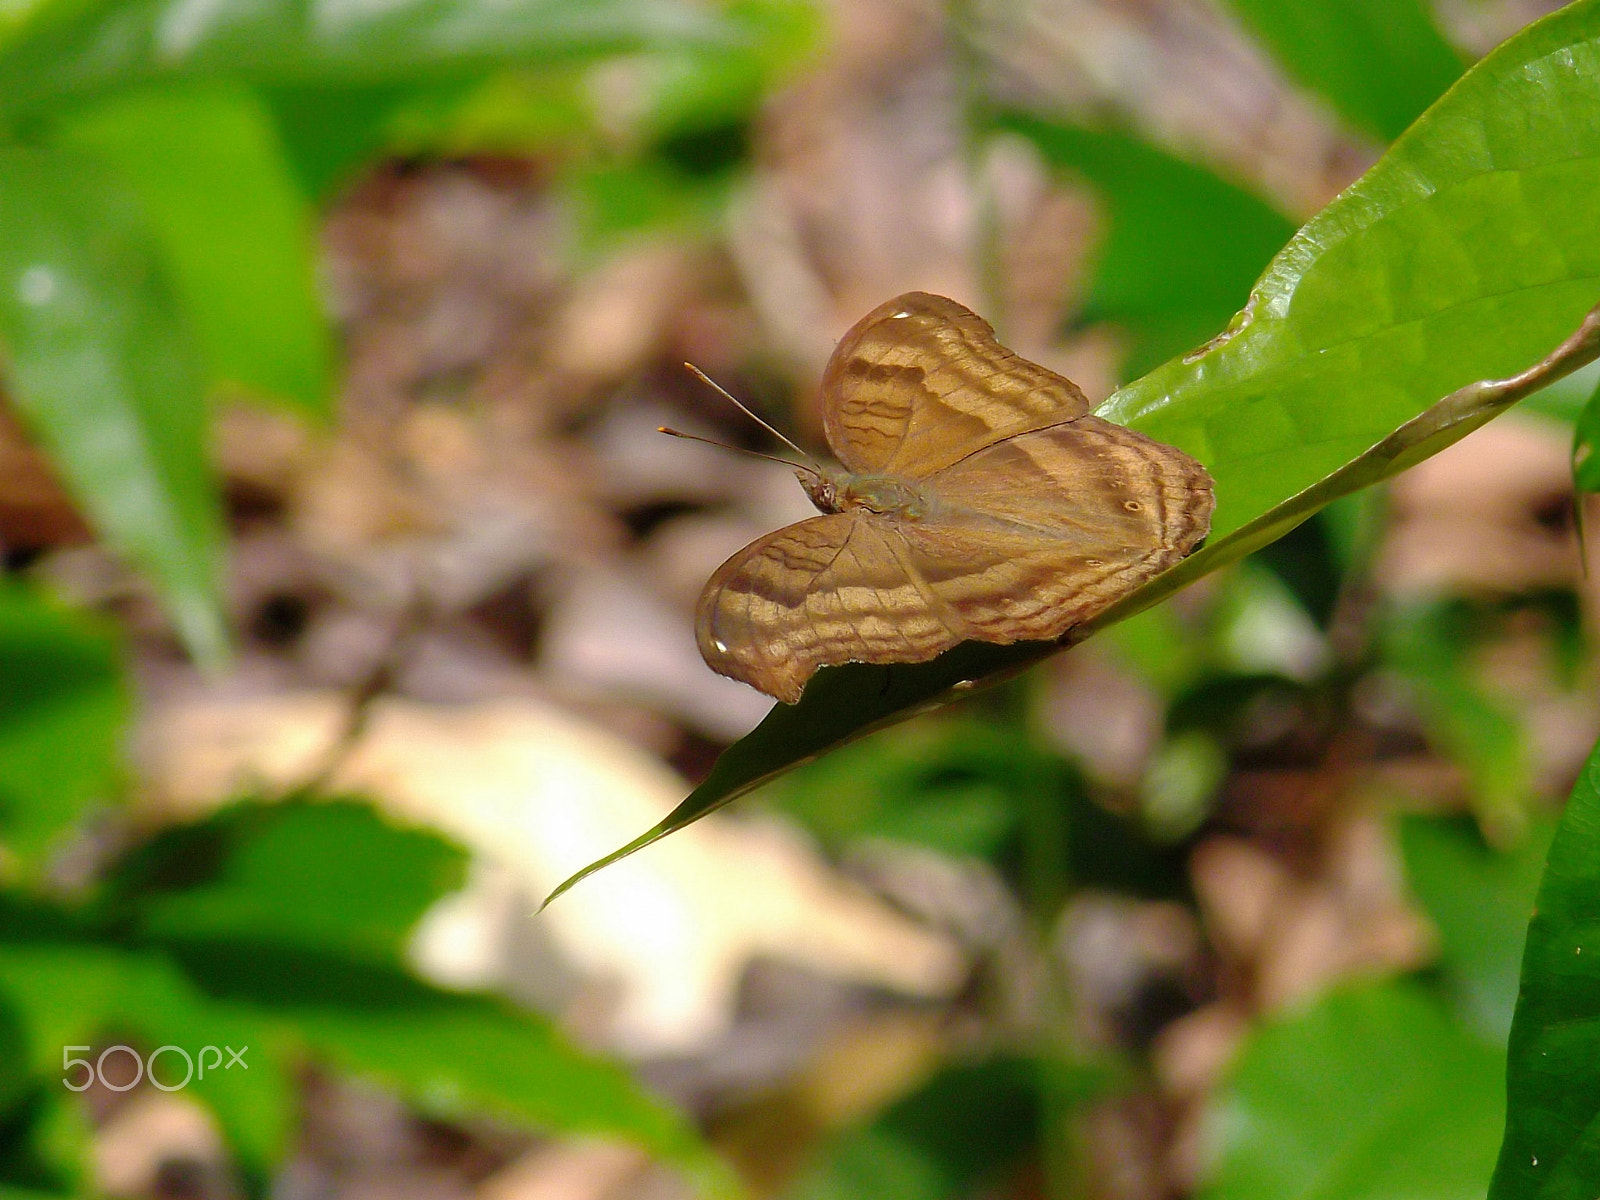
xmin=539 ymin=821 xmax=676 ymax=911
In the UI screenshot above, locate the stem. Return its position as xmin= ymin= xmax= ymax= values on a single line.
xmin=1008 ymin=676 xmax=1079 ymax=1200
xmin=945 ymin=0 xmax=1006 ymax=323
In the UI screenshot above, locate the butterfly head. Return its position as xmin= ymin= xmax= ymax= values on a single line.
xmin=798 ymin=466 xmax=845 ymax=514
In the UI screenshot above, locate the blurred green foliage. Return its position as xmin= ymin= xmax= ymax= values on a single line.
xmin=0 ymin=0 xmax=817 ymax=666
xmin=2 ymin=0 xmax=1600 ymax=1198
xmin=1219 ymin=0 xmax=1464 ymax=142
xmin=0 ymin=624 xmax=727 ymax=1188
xmin=0 ymin=585 xmax=124 ymax=869
xmin=784 ymin=1058 xmax=1058 ymax=1200
xmin=1206 ymin=984 xmax=1504 ymax=1200
xmin=995 ymin=115 xmax=1296 ymax=378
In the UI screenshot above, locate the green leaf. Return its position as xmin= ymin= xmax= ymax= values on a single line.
xmin=768 ymin=719 xmax=1033 ymax=860
xmin=0 ymin=921 xmax=729 ymax=1187
xmin=784 ymin=1058 xmax=1045 ymax=1200
xmin=1571 ymin=372 xmax=1600 ymax=491
xmin=0 ymin=584 xmax=125 ymax=866
xmin=1221 ymin=0 xmax=1463 ymax=143
xmin=299 ymin=995 xmax=734 ymax=1194
xmin=1488 ymin=735 xmax=1600 ymax=1200
xmin=1399 ymin=815 xmax=1551 ymax=1046
xmin=632 ymin=0 xmax=819 ymax=144
xmin=1108 ymin=2 xmax=1600 ymax=549
xmin=566 ymin=154 xmax=732 ymax=252
xmin=998 ymin=117 xmax=1296 ymax=376
xmin=264 ymin=82 xmax=455 ymax=199
xmin=0 ymin=1088 xmax=94 ymax=1197
xmin=0 ymin=996 xmax=32 ymax=1119
xmin=1383 ymin=600 xmax=1535 ymax=837
xmin=163 ymin=941 xmax=736 ymax=1196
xmin=0 ymin=146 xmax=227 ymax=665
xmin=544 ymin=1 xmax=1600 ymax=904
xmin=261 ymin=0 xmax=818 ymax=194
xmin=79 ymin=797 xmax=731 ymax=1190
xmin=57 ymin=83 xmax=332 ymax=417
xmin=123 ymin=799 xmax=467 ymax=964
xmin=0 ymin=0 xmax=737 ymax=113
xmin=0 ymin=939 xmax=294 ymax=1171
xmin=1204 ymin=983 xmax=1503 ymax=1200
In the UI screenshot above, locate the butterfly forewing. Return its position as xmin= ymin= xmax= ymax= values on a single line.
xmin=820 ymin=292 xmax=1092 ymax=477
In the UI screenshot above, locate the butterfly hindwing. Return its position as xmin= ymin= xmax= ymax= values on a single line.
xmin=927 ymin=418 xmax=1215 ymax=559
xmin=696 ymin=513 xmax=967 ymax=703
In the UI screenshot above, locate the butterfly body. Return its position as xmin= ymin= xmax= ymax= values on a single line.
xmin=697 ymin=293 xmax=1215 ymax=703
xmin=802 ymin=468 xmax=930 ymax=520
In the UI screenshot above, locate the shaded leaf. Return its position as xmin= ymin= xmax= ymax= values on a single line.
xmin=264 ymin=81 xmax=457 ymax=199
xmin=121 ymin=798 xmax=467 ymax=964
xmin=784 ymin=1058 xmax=1048 ymax=1200
xmin=0 ymin=584 xmax=125 ymax=867
xmin=0 ymin=997 xmax=31 ymax=1119
xmin=1571 ymin=374 xmax=1600 ymax=492
xmin=164 ymin=941 xmax=736 ymax=1195
xmin=58 ymin=83 xmax=332 ymax=416
xmin=566 ymin=154 xmax=733 ymax=252
xmin=999 ymin=116 xmax=1295 ymax=376
xmin=0 ymin=0 xmax=738 ymax=113
xmin=545 ymin=1 xmax=1600 ymax=903
xmin=1399 ymin=815 xmax=1551 ymax=1047
xmin=1221 ymin=0 xmax=1463 ymax=143
xmin=0 ymin=941 xmax=293 ymax=1171
xmin=1384 ymin=600 xmax=1535 ymax=838
xmin=767 ymin=719 xmax=1030 ymax=860
xmin=767 ymin=718 xmax=1188 ymax=896
xmin=1204 ymin=983 xmax=1502 ymax=1200
xmin=1488 ymin=735 xmax=1600 ymax=1200
xmin=0 ymin=909 xmax=729 ymax=1186
xmin=0 ymin=147 xmax=226 ymax=663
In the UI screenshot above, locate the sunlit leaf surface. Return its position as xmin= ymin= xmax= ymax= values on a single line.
xmin=0 ymin=148 xmax=226 ymax=665
xmin=1205 ymin=984 xmax=1502 ymax=1200
xmin=0 ymin=0 xmax=735 ymax=111
xmin=60 ymin=84 xmax=332 ymax=416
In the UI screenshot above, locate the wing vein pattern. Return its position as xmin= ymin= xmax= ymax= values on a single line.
xmin=696 ymin=292 xmax=1215 ymax=703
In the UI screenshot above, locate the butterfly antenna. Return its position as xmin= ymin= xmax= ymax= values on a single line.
xmin=657 ymin=425 xmax=820 ymax=475
xmin=681 ymin=363 xmax=822 ymax=475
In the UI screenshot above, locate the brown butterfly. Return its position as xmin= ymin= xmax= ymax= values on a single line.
xmin=685 ymin=292 xmax=1215 ymax=704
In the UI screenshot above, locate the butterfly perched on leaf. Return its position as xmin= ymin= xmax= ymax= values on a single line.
xmin=685 ymin=292 xmax=1215 ymax=703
